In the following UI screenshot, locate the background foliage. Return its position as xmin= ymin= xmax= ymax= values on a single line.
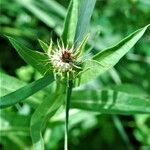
xmin=0 ymin=0 xmax=150 ymax=150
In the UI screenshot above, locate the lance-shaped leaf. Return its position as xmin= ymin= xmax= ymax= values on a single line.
xmin=71 ymin=89 xmax=150 ymax=114
xmin=80 ymin=25 xmax=149 ymax=84
xmin=38 ymin=39 xmax=49 ymax=53
xmin=16 ymin=0 xmax=61 ymax=28
xmin=74 ymin=0 xmax=96 ymax=48
xmin=30 ymin=93 xmax=65 ymax=150
xmin=0 ymin=72 xmax=43 ymax=108
xmin=7 ymin=36 xmax=52 ymax=75
xmin=62 ymin=0 xmax=79 ymax=46
xmin=0 ymin=74 xmax=54 ymax=109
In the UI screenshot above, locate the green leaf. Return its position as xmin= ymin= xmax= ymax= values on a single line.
xmin=0 ymin=72 xmax=26 ymax=97
xmin=112 ymin=116 xmax=133 ymax=150
xmin=111 ymin=84 xmax=147 ymax=97
xmin=1 ymin=133 xmax=28 ymax=149
xmin=7 ymin=36 xmax=52 ymax=75
xmin=16 ymin=0 xmax=62 ymax=28
xmin=75 ymin=34 xmax=89 ymax=57
xmin=30 ymin=93 xmax=65 ymax=150
xmin=0 ymin=111 xmax=31 ymax=149
xmin=71 ymin=89 xmax=150 ymax=114
xmin=0 ymin=74 xmax=54 ymax=109
xmin=74 ymin=0 xmax=96 ymax=47
xmin=80 ymin=25 xmax=149 ymax=84
xmin=62 ymin=0 xmax=79 ymax=46
xmin=38 ymin=39 xmax=49 ymax=53
xmin=0 ymin=111 xmax=30 ymax=135
xmin=42 ymin=0 xmax=66 ymax=18
xmin=0 ymin=72 xmax=42 ymax=108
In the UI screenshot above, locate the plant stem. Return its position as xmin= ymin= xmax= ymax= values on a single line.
xmin=65 ymin=79 xmax=73 ymax=150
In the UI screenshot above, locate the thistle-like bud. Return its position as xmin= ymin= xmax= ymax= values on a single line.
xmin=47 ymin=35 xmax=89 ymax=79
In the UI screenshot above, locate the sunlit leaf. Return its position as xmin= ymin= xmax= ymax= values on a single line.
xmin=0 ymin=72 xmax=42 ymax=108
xmin=30 ymin=93 xmax=65 ymax=150
xmin=7 ymin=36 xmax=52 ymax=75
xmin=0 ymin=74 xmax=54 ymax=109
xmin=74 ymin=0 xmax=96 ymax=47
xmin=62 ymin=0 xmax=79 ymax=46
xmin=38 ymin=39 xmax=49 ymax=53
xmin=80 ymin=25 xmax=149 ymax=84
xmin=71 ymin=89 xmax=150 ymax=114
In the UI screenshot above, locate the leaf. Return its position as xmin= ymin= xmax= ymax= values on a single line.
xmin=38 ymin=39 xmax=49 ymax=53
xmin=75 ymin=34 xmax=89 ymax=57
xmin=110 ymin=84 xmax=147 ymax=97
xmin=80 ymin=25 xmax=150 ymax=84
xmin=71 ymin=89 xmax=150 ymax=114
xmin=2 ymin=133 xmax=28 ymax=149
xmin=42 ymin=0 xmax=66 ymax=18
xmin=62 ymin=0 xmax=79 ymax=46
xmin=0 ymin=72 xmax=42 ymax=108
xmin=0 ymin=72 xmax=26 ymax=97
xmin=16 ymin=0 xmax=61 ymax=28
xmin=30 ymin=93 xmax=65 ymax=150
xmin=0 ymin=74 xmax=54 ymax=109
xmin=112 ymin=116 xmax=133 ymax=150
xmin=0 ymin=111 xmax=31 ymax=149
xmin=0 ymin=111 xmax=30 ymax=135
xmin=7 ymin=36 xmax=52 ymax=75
xmin=74 ymin=0 xmax=96 ymax=47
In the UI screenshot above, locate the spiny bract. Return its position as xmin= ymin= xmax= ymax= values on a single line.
xmin=46 ymin=36 xmax=88 ymax=79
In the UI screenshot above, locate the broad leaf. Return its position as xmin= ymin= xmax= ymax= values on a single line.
xmin=8 ymin=36 xmax=52 ymax=75
xmin=74 ymin=0 xmax=96 ymax=47
xmin=71 ymin=89 xmax=150 ymax=114
xmin=80 ymin=25 xmax=149 ymax=84
xmin=0 ymin=74 xmax=54 ymax=109
xmin=62 ymin=0 xmax=79 ymax=46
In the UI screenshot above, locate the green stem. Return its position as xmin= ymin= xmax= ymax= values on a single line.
xmin=65 ymin=79 xmax=73 ymax=150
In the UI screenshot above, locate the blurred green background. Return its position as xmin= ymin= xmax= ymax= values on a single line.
xmin=0 ymin=0 xmax=150 ymax=150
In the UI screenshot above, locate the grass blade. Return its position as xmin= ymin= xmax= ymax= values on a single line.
xmin=16 ymin=0 xmax=61 ymax=28
xmin=43 ymin=0 xmax=66 ymax=18
xmin=112 ymin=115 xmax=133 ymax=150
